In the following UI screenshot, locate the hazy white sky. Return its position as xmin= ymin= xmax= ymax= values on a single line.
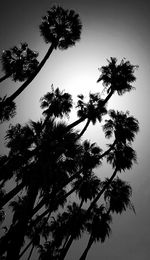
xmin=0 ymin=0 xmax=150 ymax=259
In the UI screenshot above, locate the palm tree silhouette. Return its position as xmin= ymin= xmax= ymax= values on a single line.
xmin=104 ymin=177 xmax=135 ymax=214
xmin=0 ymin=96 xmax=16 ymax=123
xmin=0 ymin=43 xmax=39 ymax=83
xmin=76 ymin=93 xmax=107 ymax=138
xmin=40 ymin=85 xmax=73 ymax=127
xmin=59 ymin=173 xmax=101 ymax=260
xmin=79 ymin=205 xmax=112 ymax=260
xmin=97 ymin=57 xmax=138 ymax=102
xmin=79 ymin=178 xmax=134 ymax=260
xmin=3 ymin=5 xmax=82 ymax=104
xmin=103 ymin=109 xmax=139 ymax=144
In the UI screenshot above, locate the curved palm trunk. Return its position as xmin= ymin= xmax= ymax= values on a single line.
xmin=78 ymin=119 xmax=90 ymax=138
xmin=0 ymin=73 xmax=10 ymax=83
xmin=4 ymin=43 xmax=56 ymax=104
xmin=79 ymin=235 xmax=94 ymax=260
xmin=66 ymin=117 xmax=86 ymax=131
xmin=0 ymin=182 xmax=25 ymax=209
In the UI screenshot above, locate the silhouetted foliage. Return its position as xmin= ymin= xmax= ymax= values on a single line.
xmin=0 ymin=4 xmax=139 ymax=260
xmin=0 ymin=43 xmax=39 ymax=82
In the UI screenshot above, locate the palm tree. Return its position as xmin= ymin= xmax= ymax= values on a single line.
xmin=103 ymin=110 xmax=139 ymax=145
xmin=58 ymin=168 xmax=102 ymax=260
xmin=0 ymin=42 xmax=39 ymax=83
xmin=4 ymin=5 xmax=82 ymax=105
xmin=97 ymin=57 xmax=138 ymax=98
xmin=79 ymin=178 xmax=135 ymax=260
xmin=104 ymin=177 xmax=135 ymax=214
xmin=59 ymin=202 xmax=88 ymax=260
xmin=73 ymin=173 xmax=101 ymax=208
xmin=79 ymin=205 xmax=112 ymax=260
xmin=76 ymin=93 xmax=107 ymax=138
xmin=0 ymin=96 xmax=16 ymax=123
xmin=40 ymin=85 xmax=73 ymax=125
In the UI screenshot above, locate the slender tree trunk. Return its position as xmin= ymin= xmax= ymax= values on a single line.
xmin=103 ymin=89 xmax=114 ymax=105
xmin=59 ymin=198 xmax=85 ymax=260
xmin=0 ymin=182 xmax=25 ymax=209
xmin=66 ymin=117 xmax=86 ymax=131
xmin=4 ymin=43 xmax=56 ymax=104
xmin=0 ymin=73 xmax=10 ymax=83
xmin=5 ymin=185 xmax=39 ymax=260
xmin=87 ymin=168 xmax=118 ymax=214
xmin=27 ymin=243 xmax=34 ymax=260
xmin=59 ymin=235 xmax=74 ymax=260
xmin=19 ymin=240 xmax=33 ymax=259
xmin=78 ymin=119 xmax=90 ymax=138
xmin=79 ymin=235 xmax=94 ymax=260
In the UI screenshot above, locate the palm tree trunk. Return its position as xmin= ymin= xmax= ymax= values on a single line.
xmin=0 ymin=182 xmax=25 ymax=209
xmin=99 ymin=139 xmax=116 ymax=159
xmin=66 ymin=117 xmax=86 ymax=131
xmin=0 ymin=73 xmax=10 ymax=83
xmin=19 ymin=240 xmax=33 ymax=259
xmin=103 ymin=89 xmax=114 ymax=105
xmin=79 ymin=235 xmax=94 ymax=260
xmin=87 ymin=168 xmax=118 ymax=214
xmin=4 ymin=43 xmax=56 ymax=104
xmin=27 ymin=243 xmax=34 ymax=260
xmin=78 ymin=119 xmax=90 ymax=138
xmin=5 ymin=185 xmax=39 ymax=260
xmin=59 ymin=235 xmax=74 ymax=260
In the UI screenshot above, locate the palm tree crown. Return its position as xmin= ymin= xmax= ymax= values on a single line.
xmin=1 ymin=43 xmax=39 ymax=82
xmin=40 ymin=86 xmax=73 ymax=119
xmin=103 ymin=110 xmax=139 ymax=144
xmin=104 ymin=177 xmax=134 ymax=214
xmin=39 ymin=5 xmax=82 ymax=49
xmin=77 ymin=93 xmax=107 ymax=124
xmin=97 ymin=57 xmax=138 ymax=95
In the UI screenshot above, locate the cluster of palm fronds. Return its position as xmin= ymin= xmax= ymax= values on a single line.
xmin=0 ymin=5 xmax=139 ymax=260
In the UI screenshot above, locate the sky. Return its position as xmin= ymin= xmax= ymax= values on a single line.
xmin=0 ymin=0 xmax=150 ymax=259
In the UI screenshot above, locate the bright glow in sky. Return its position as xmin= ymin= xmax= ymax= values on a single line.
xmin=0 ymin=0 xmax=150 ymax=259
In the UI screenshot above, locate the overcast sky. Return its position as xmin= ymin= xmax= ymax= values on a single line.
xmin=0 ymin=0 xmax=150 ymax=259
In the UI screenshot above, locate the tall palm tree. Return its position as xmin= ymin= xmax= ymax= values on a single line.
xmin=4 ymin=5 xmax=82 ymax=104
xmin=58 ymin=168 xmax=102 ymax=260
xmin=0 ymin=42 xmax=39 ymax=83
